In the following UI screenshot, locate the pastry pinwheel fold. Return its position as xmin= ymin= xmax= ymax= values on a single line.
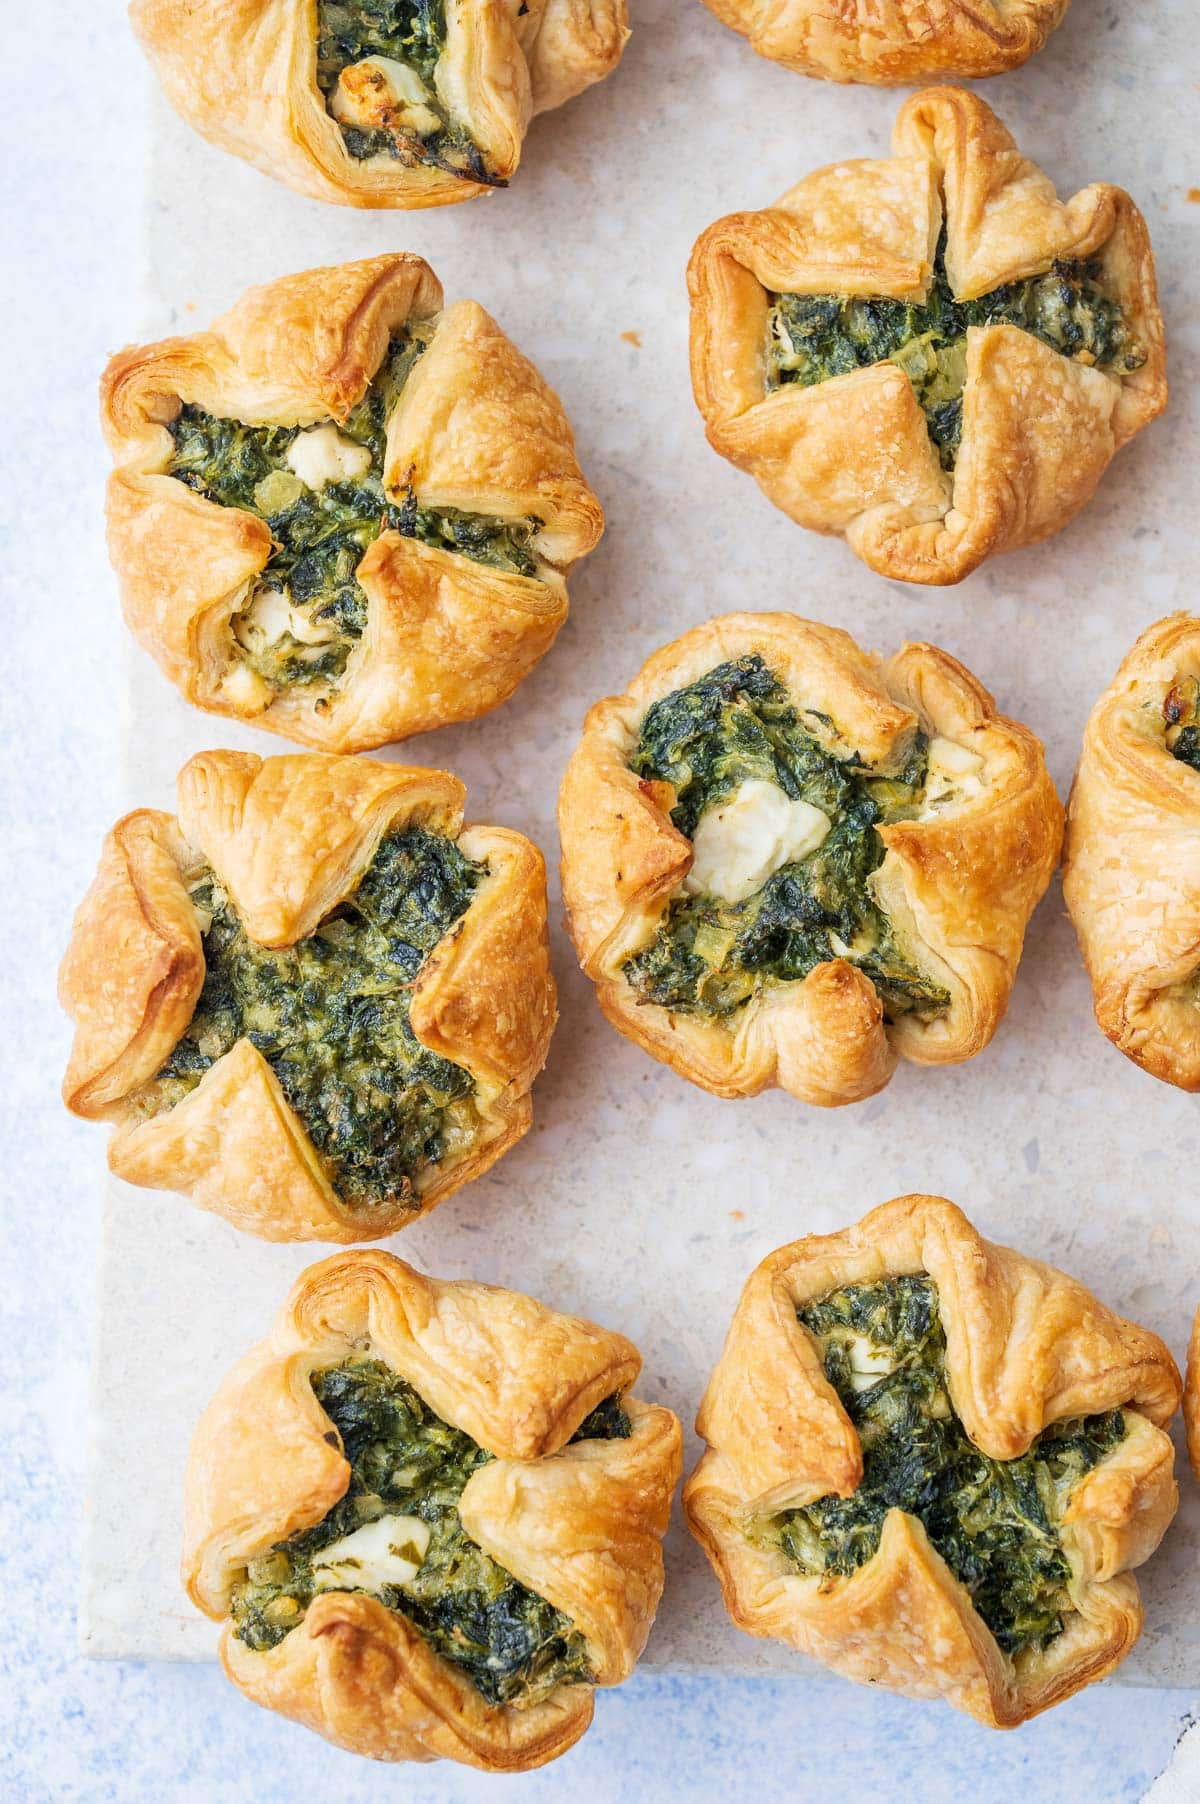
xmin=688 ymin=88 xmax=1166 ymax=586
xmin=697 ymin=0 xmax=1068 ymax=84
xmin=558 ymin=614 xmax=1061 ymax=1106
xmin=101 ymin=255 xmax=603 ymax=752
xmin=1063 ymin=615 xmax=1200 ymax=1089
xmin=59 ymin=750 xmax=556 ymax=1241
xmin=686 ymin=1195 xmax=1180 ymax=1727
xmin=183 ymin=1249 xmax=682 ymax=1769
xmin=130 ymin=0 xmax=629 ymax=208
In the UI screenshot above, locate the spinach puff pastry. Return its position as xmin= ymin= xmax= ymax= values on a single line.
xmin=59 ymin=750 xmax=556 ymax=1241
xmin=101 ymin=256 xmax=602 ymax=752
xmin=558 ymin=614 xmax=1061 ymax=1106
xmin=1063 ymin=615 xmax=1200 ymax=1090
xmin=688 ymin=88 xmax=1165 ymax=586
xmin=686 ymin=1195 xmax=1180 ymax=1726
xmin=130 ymin=0 xmax=628 ymax=209
xmin=184 ymin=1249 xmax=681 ymax=1769
xmin=697 ymin=0 xmax=1067 ymax=84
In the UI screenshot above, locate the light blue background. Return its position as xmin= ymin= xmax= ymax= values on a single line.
xmin=1 ymin=9 xmax=1194 ymax=1800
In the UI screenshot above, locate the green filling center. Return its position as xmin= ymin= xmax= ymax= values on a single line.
xmin=767 ymin=229 xmax=1145 ymax=470
xmin=168 ymin=329 xmax=540 ymax=698
xmin=232 ymin=1358 xmax=631 ymax=1705
xmin=760 ymin=1277 xmax=1126 ymax=1658
xmin=622 ymin=655 xmax=950 ymax=1022
xmin=1164 ymin=677 xmax=1200 ymax=771
xmin=144 ymin=827 xmax=484 ymax=1212
xmin=315 ymin=0 xmax=497 ymax=184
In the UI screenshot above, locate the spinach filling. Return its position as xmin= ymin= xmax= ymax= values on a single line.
xmin=231 ymin=1358 xmax=631 ymax=1705
xmin=760 ymin=1277 xmax=1126 ymax=1658
xmin=1164 ymin=677 xmax=1200 ymax=771
xmin=622 ymin=655 xmax=950 ymax=1022
xmin=315 ymin=0 xmax=498 ymax=185
xmin=143 ymin=827 xmax=485 ymax=1212
xmin=168 ymin=329 xmax=540 ymax=697
xmin=767 ymin=228 xmax=1145 ymax=470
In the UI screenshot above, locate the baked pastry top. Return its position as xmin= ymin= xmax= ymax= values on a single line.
xmin=558 ymin=614 xmax=1061 ymax=1106
xmin=688 ymin=88 xmax=1166 ymax=585
xmin=130 ymin=0 xmax=629 ymax=208
xmin=697 ymin=0 xmax=1069 ymax=84
xmin=685 ymin=1195 xmax=1180 ymax=1726
xmin=184 ymin=1249 xmax=681 ymax=1768
xmin=60 ymin=750 xmax=556 ymax=1241
xmin=1063 ymin=615 xmax=1200 ymax=1090
xmin=102 ymin=256 xmax=602 ymax=752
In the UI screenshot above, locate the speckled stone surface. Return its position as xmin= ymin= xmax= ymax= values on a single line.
xmin=6 ymin=1 xmax=1200 ymax=1799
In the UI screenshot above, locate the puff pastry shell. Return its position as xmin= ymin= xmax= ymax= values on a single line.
xmin=183 ymin=1248 xmax=681 ymax=1768
xmin=1062 ymin=616 xmax=1200 ymax=1089
xmin=59 ymin=749 xmax=556 ymax=1241
xmin=558 ymin=613 xmax=1062 ymax=1106
xmin=130 ymin=0 xmax=629 ymax=208
xmin=698 ymin=0 xmax=1068 ymax=84
xmin=686 ymin=1194 xmax=1180 ymax=1726
xmin=101 ymin=256 xmax=603 ymax=752
xmin=688 ymin=88 xmax=1166 ymax=585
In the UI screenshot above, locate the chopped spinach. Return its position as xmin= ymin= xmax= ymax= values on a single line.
xmin=231 ymin=1358 xmax=630 ymax=1705
xmin=1164 ymin=677 xmax=1200 ymax=772
xmin=143 ymin=828 xmax=485 ymax=1212
xmin=768 ymin=229 xmax=1146 ymax=470
xmin=622 ymin=656 xmax=950 ymax=1022
xmin=315 ymin=0 xmax=498 ymax=185
xmin=169 ymin=325 xmax=539 ymax=697
xmin=760 ymin=1277 xmax=1126 ymax=1658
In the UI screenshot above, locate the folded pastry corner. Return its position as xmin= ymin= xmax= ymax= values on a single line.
xmin=130 ymin=0 xmax=629 ymax=208
xmin=183 ymin=1248 xmax=681 ymax=1768
xmin=685 ymin=1194 xmax=1180 ymax=1726
xmin=1064 ymin=614 xmax=1200 ymax=1090
xmin=60 ymin=748 xmax=557 ymax=1240
xmin=102 ymin=255 xmax=602 ymax=752
xmin=696 ymin=0 xmax=1069 ymax=84
xmin=558 ymin=612 xmax=1062 ymax=1106
xmin=688 ymin=87 xmax=1165 ymax=585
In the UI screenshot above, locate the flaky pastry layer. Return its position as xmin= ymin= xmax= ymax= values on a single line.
xmin=558 ymin=612 xmax=1062 ymax=1105
xmin=60 ymin=749 xmax=557 ymax=1240
xmin=184 ymin=1249 xmax=681 ymax=1769
xmin=685 ymin=1194 xmax=1180 ymax=1726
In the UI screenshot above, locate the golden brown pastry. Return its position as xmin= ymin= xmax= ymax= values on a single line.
xmin=558 ymin=613 xmax=1061 ymax=1106
xmin=1063 ymin=616 xmax=1200 ymax=1090
xmin=698 ymin=0 xmax=1068 ymax=84
xmin=686 ymin=1194 xmax=1181 ymax=1727
xmin=688 ymin=88 xmax=1166 ymax=586
xmin=130 ymin=0 xmax=629 ymax=209
xmin=1185 ymin=1307 xmax=1200 ymax=1483
xmin=60 ymin=749 xmax=556 ymax=1241
xmin=102 ymin=256 xmax=603 ymax=752
xmin=184 ymin=1248 xmax=681 ymax=1768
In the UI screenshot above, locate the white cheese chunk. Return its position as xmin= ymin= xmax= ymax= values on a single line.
xmin=843 ymin=1331 xmax=896 ymax=1392
xmin=925 ymin=736 xmax=985 ymax=805
xmin=331 ymin=56 xmax=443 ymax=140
xmin=684 ymin=779 xmax=831 ymax=905
xmin=236 ymin=586 xmax=334 ymax=651
xmin=285 ymin=423 xmax=373 ymax=492
xmin=219 ymin=659 xmax=270 ymax=712
xmin=312 ymin=1513 xmax=432 ymax=1593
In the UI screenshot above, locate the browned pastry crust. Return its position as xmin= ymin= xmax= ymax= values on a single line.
xmin=183 ymin=1249 xmax=682 ymax=1768
xmin=685 ymin=1195 xmax=1181 ymax=1727
xmin=688 ymin=88 xmax=1166 ymax=585
xmin=698 ymin=0 xmax=1068 ymax=84
xmin=59 ymin=750 xmax=557 ymax=1241
xmin=558 ymin=613 xmax=1062 ymax=1106
xmin=1063 ymin=616 xmax=1200 ymax=1090
xmin=130 ymin=0 xmax=629 ymax=208
xmin=101 ymin=256 xmax=603 ymax=751
xmin=1186 ymin=1306 xmax=1200 ymax=1484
